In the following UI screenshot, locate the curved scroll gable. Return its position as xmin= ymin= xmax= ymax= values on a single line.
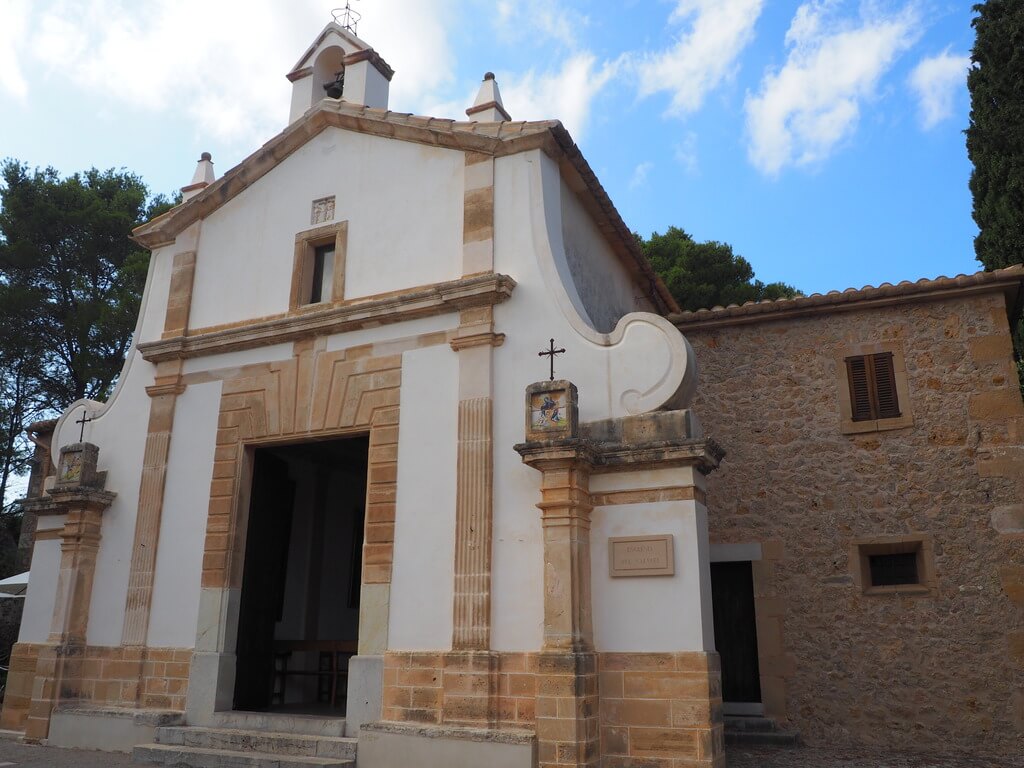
xmin=606 ymin=313 xmax=698 ymax=414
xmin=527 ymin=153 xmax=698 ymax=418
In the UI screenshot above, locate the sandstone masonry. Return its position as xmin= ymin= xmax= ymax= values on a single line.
xmin=675 ymin=271 xmax=1024 ymax=757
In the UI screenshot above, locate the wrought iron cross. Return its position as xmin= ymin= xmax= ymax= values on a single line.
xmin=75 ymin=410 xmax=93 ymax=443
xmin=538 ymin=338 xmax=565 ymax=381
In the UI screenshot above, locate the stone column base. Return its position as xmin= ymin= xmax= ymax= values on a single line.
xmin=0 ymin=642 xmax=44 ymax=731
xmin=346 ymin=654 xmax=384 ymax=736
xmin=598 ymin=651 xmax=724 ymax=768
xmin=535 ymin=651 xmax=599 ymax=768
xmin=185 ymin=651 xmax=236 ymax=726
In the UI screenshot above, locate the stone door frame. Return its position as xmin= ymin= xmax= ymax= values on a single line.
xmin=184 ymin=343 xmax=402 ymax=725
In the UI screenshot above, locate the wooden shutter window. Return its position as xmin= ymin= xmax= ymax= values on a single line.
xmin=871 ymin=352 xmax=900 ymax=419
xmin=846 ymin=355 xmax=873 ymax=421
xmin=845 ymin=352 xmax=900 ymax=422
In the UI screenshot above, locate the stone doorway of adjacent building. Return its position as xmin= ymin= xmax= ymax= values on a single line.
xmin=233 ymin=435 xmax=369 ymax=716
xmin=711 ymin=560 xmax=763 ymax=714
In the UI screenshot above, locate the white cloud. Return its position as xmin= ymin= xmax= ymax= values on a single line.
xmin=629 ymin=161 xmax=654 ymax=190
xmin=499 ymin=53 xmax=620 ymax=138
xmin=908 ymin=48 xmax=969 ymax=129
xmin=638 ymin=0 xmax=765 ymax=115
xmin=492 ymin=0 xmax=588 ymax=49
xmin=20 ymin=0 xmax=459 ymax=145
xmin=675 ymin=131 xmax=699 ymax=174
xmin=745 ymin=0 xmax=921 ymax=175
xmin=0 ymin=0 xmax=30 ymax=100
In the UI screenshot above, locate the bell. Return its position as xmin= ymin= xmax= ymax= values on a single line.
xmin=323 ymin=69 xmax=345 ymax=99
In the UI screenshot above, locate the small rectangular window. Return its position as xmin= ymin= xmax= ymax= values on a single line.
xmin=845 ymin=352 xmax=900 ymax=422
xmin=868 ymin=552 xmax=918 ymax=586
xmin=290 ymin=221 xmax=347 ymax=312
xmin=853 ymin=536 xmax=933 ymax=596
xmin=308 ymin=244 xmax=335 ymax=304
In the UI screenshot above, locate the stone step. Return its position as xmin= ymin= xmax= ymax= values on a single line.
xmin=133 ymin=743 xmax=354 ymax=768
xmin=723 ymin=714 xmax=779 ymax=732
xmin=210 ymin=712 xmax=347 ymax=738
xmin=724 ymin=728 xmax=801 ymax=747
xmin=156 ymin=726 xmax=358 ymax=760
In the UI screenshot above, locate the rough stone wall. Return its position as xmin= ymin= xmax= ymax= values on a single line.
xmin=681 ymin=290 xmax=1024 ymax=755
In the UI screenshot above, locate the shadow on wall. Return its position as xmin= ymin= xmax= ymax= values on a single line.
xmin=0 ymin=597 xmax=24 ymax=700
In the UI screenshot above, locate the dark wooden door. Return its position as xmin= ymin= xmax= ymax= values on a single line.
xmin=710 ymin=561 xmax=762 ymax=703
xmin=234 ymin=450 xmax=295 ymax=711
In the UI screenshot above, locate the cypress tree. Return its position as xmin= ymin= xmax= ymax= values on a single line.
xmin=967 ymin=1 xmax=1024 ymax=270
xmin=968 ymin=1 xmax=1024 ymax=391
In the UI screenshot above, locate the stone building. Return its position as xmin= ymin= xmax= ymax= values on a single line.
xmin=674 ymin=270 xmax=1024 ymax=756
xmin=1 ymin=18 xmax=1022 ymax=768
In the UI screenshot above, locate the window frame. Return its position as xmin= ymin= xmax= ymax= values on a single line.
xmin=290 ymin=221 xmax=348 ymax=311
xmin=850 ymin=534 xmax=935 ymax=597
xmin=837 ymin=341 xmax=913 ymax=434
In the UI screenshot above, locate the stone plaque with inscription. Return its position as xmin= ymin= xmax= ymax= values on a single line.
xmin=609 ymin=534 xmax=674 ymax=577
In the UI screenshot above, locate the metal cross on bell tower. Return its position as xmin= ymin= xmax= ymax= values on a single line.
xmin=332 ymin=1 xmax=362 ymax=34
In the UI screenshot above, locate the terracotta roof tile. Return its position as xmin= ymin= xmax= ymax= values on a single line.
xmin=671 ymin=265 xmax=1024 ymax=328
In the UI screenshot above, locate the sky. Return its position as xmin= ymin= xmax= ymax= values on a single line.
xmin=0 ymin=0 xmax=980 ymax=297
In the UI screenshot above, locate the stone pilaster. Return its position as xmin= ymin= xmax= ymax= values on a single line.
xmin=161 ymin=251 xmax=197 ymax=338
xmin=122 ymin=363 xmax=185 ymax=647
xmin=452 ymin=396 xmax=494 ymax=650
xmin=520 ymin=443 xmax=600 ymax=768
xmin=19 ymin=477 xmax=115 ymax=742
xmin=448 ymin=302 xmax=504 ymax=725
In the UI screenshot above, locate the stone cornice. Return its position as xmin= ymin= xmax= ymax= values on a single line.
xmin=145 ymin=381 xmax=186 ymax=397
xmin=514 ymin=434 xmax=724 ymax=474
xmin=343 ymin=49 xmax=395 ymax=81
xmin=20 ymin=488 xmax=117 ymax=516
xmin=466 ymin=100 xmax=512 ymax=121
xmin=449 ymin=331 xmax=506 ymax=351
xmin=137 ymin=273 xmax=516 ymax=363
xmin=286 ymin=65 xmax=314 ymax=83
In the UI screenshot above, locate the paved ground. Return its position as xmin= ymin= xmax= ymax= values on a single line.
xmin=728 ymin=745 xmax=1024 ymax=768
xmin=0 ymin=739 xmax=1020 ymax=767
xmin=0 ymin=739 xmax=132 ymax=767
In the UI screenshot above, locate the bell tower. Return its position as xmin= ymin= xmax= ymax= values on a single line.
xmin=286 ymin=15 xmax=394 ymax=123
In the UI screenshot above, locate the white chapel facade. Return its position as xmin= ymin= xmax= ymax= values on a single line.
xmin=2 ymin=21 xmax=728 ymax=768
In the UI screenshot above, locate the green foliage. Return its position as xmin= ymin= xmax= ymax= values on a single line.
xmin=968 ymin=1 xmax=1024 ymax=271
xmin=968 ymin=1 xmax=1024 ymax=387
xmin=0 ymin=160 xmax=177 ymax=512
xmin=638 ymin=226 xmax=800 ymax=312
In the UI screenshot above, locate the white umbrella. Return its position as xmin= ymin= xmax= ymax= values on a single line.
xmin=0 ymin=571 xmax=29 ymax=596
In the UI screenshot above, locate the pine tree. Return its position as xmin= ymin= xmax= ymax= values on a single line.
xmin=639 ymin=227 xmax=799 ymax=313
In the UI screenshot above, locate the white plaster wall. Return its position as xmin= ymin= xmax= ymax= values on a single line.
xmin=490 ymin=150 xmax=699 ymax=651
xmin=83 ymin=354 xmax=155 ymax=646
xmin=137 ymin=245 xmax=174 ymax=345
xmin=345 ymin=61 xmax=390 ymax=109
xmin=19 ymin=537 xmax=62 ymax=642
xmin=181 ymin=343 xmax=295 ymax=376
xmin=323 ymin=313 xmax=458 ymax=353
xmin=146 ymin=380 xmax=222 ymax=648
xmin=559 ymin=179 xmax=641 ymax=333
xmin=36 ymin=314 xmax=160 ymax=647
xmin=590 ymin=499 xmax=712 ymax=652
xmin=189 ymin=129 xmax=463 ymax=330
xmin=388 ymin=344 xmax=457 ymax=650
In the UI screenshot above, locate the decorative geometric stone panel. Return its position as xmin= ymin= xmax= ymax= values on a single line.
xmin=200 ymin=344 xmax=402 ymax=590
